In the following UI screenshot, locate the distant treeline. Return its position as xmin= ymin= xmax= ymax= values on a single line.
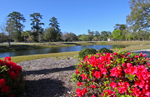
xmin=0 ymin=0 xmax=149 ymax=46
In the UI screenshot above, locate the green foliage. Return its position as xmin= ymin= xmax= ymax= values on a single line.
xmin=30 ymin=13 xmax=44 ymax=42
xmin=98 ymin=47 xmax=113 ymax=53
xmin=61 ymin=32 xmax=78 ymax=41
xmin=126 ymin=0 xmax=150 ymax=31
xmin=112 ymin=29 xmax=123 ymax=40
xmin=6 ymin=11 xmax=26 ymax=42
xmin=0 ymin=33 xmax=7 ymax=43
xmin=44 ymin=27 xmax=57 ymax=42
xmin=0 ymin=58 xmax=24 ymax=96
xmin=78 ymin=34 xmax=89 ymax=41
xmin=78 ymin=48 xmax=97 ymax=59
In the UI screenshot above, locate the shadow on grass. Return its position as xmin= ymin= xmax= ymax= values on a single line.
xmin=0 ymin=45 xmax=42 ymax=52
xmin=61 ymin=42 xmax=80 ymax=45
xmin=24 ymin=78 xmax=68 ymax=97
xmin=23 ymin=65 xmax=76 ymax=76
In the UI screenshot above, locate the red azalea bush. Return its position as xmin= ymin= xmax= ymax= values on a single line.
xmin=71 ymin=52 xmax=150 ymax=97
xmin=0 ymin=57 xmax=24 ymax=97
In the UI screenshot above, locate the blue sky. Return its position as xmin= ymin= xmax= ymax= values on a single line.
xmin=0 ymin=0 xmax=131 ymax=35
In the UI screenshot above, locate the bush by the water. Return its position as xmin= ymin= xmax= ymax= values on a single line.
xmin=98 ymin=47 xmax=113 ymax=53
xmin=72 ymin=52 xmax=150 ymax=97
xmin=0 ymin=57 xmax=24 ymax=97
xmin=78 ymin=48 xmax=97 ymax=59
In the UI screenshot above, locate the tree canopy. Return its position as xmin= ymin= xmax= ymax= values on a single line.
xmin=126 ymin=0 xmax=150 ymax=31
xmin=6 ymin=11 xmax=26 ymax=42
xmin=30 ymin=13 xmax=44 ymax=42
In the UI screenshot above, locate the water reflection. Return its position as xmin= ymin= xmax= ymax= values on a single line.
xmin=0 ymin=45 xmax=127 ymax=58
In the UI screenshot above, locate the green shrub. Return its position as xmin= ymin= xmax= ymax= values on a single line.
xmin=78 ymin=48 xmax=97 ymax=59
xmin=98 ymin=47 xmax=113 ymax=53
xmin=72 ymin=52 xmax=150 ymax=97
xmin=0 ymin=57 xmax=24 ymax=97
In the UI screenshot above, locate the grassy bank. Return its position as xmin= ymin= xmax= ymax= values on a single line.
xmin=1 ymin=41 xmax=150 ymax=63
xmin=1 ymin=41 xmax=150 ymax=53
xmin=1 ymin=51 xmax=79 ymax=63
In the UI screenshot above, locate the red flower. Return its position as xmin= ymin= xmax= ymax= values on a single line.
xmin=1 ymin=85 xmax=10 ymax=93
xmin=5 ymin=57 xmax=11 ymax=61
xmin=76 ymin=88 xmax=87 ymax=97
xmin=0 ymin=79 xmax=5 ymax=87
xmin=91 ymin=85 xmax=96 ymax=88
xmin=9 ymin=93 xmax=14 ymax=97
xmin=77 ymin=82 xmax=83 ymax=86
xmin=94 ymin=71 xmax=101 ymax=78
xmin=9 ymin=71 xmax=16 ymax=77
xmin=75 ymin=68 xmax=80 ymax=74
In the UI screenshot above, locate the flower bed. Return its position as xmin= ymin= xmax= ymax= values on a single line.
xmin=0 ymin=57 xmax=24 ymax=97
xmin=71 ymin=52 xmax=150 ymax=97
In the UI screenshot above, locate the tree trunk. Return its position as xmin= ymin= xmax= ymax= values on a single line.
xmin=8 ymin=38 xmax=10 ymax=47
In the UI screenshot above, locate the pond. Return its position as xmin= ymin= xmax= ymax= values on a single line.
xmin=0 ymin=45 xmax=127 ymax=58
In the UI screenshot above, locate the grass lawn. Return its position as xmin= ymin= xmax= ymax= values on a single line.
xmin=1 ymin=41 xmax=150 ymax=63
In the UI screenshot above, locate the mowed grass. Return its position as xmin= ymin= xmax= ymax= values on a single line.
xmin=1 ymin=41 xmax=150 ymax=63
xmin=1 ymin=51 xmax=79 ymax=63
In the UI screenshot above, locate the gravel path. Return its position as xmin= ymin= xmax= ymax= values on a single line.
xmin=18 ymin=57 xmax=79 ymax=97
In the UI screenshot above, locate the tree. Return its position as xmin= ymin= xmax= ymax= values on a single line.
xmin=112 ymin=29 xmax=123 ymax=40
xmin=114 ymin=24 xmax=127 ymax=40
xmin=68 ymin=32 xmax=78 ymax=41
xmin=30 ymin=13 xmax=44 ymax=42
xmin=78 ymin=34 xmax=89 ymax=41
xmin=126 ymin=0 xmax=150 ymax=31
xmin=114 ymin=24 xmax=127 ymax=31
xmin=21 ymin=30 xmax=31 ymax=42
xmin=0 ymin=19 xmax=14 ymax=46
xmin=0 ymin=33 xmax=7 ymax=43
xmin=49 ymin=17 xmax=61 ymax=41
xmin=101 ymin=31 xmax=109 ymax=41
xmin=94 ymin=31 xmax=100 ymax=41
xmin=44 ymin=27 xmax=57 ymax=42
xmin=88 ymin=29 xmax=94 ymax=41
xmin=61 ymin=32 xmax=70 ymax=41
xmin=7 ymin=11 xmax=26 ymax=42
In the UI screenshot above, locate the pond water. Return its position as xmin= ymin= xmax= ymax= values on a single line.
xmin=0 ymin=45 xmax=127 ymax=58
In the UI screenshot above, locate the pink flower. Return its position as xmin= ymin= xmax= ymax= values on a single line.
xmin=127 ymin=63 xmax=132 ymax=68
xmin=110 ymin=81 xmax=117 ymax=89
xmin=91 ymin=94 xmax=96 ymax=97
xmin=110 ymin=66 xmax=123 ymax=78
xmin=114 ymin=52 xmax=117 ymax=55
xmin=143 ymin=54 xmax=146 ymax=57
xmin=80 ymin=74 xmax=87 ymax=80
xmin=5 ymin=57 xmax=11 ymax=61
xmin=127 ymin=52 xmax=131 ymax=55
xmin=140 ymin=52 xmax=143 ymax=56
